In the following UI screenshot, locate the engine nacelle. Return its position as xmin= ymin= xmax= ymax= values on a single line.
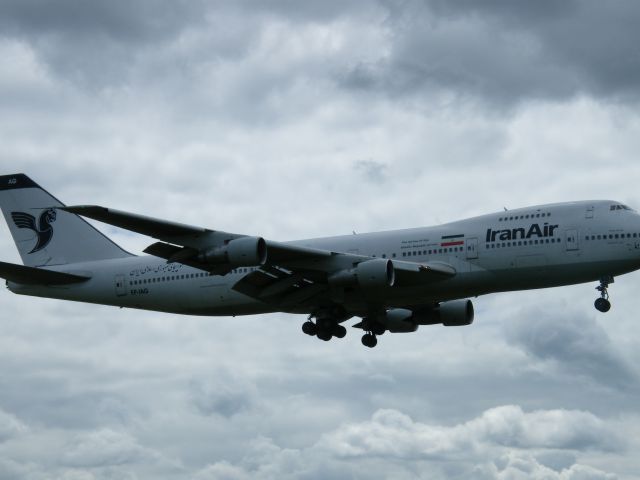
xmin=328 ymin=258 xmax=395 ymax=289
xmin=199 ymin=236 xmax=267 ymax=267
xmin=380 ymin=308 xmax=418 ymax=333
xmin=414 ymin=299 xmax=475 ymax=327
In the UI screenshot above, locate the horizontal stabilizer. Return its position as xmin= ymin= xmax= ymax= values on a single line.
xmin=0 ymin=261 xmax=90 ymax=285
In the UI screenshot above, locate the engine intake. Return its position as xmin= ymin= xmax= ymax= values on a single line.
xmin=199 ymin=236 xmax=267 ymax=267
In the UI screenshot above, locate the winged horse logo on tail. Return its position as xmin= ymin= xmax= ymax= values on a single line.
xmin=11 ymin=209 xmax=57 ymax=253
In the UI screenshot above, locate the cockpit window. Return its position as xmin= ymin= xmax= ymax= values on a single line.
xmin=610 ymin=204 xmax=635 ymax=212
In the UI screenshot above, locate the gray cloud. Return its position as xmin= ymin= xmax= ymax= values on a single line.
xmin=505 ymin=308 xmax=638 ymax=389
xmin=341 ymin=0 xmax=640 ymax=107
xmin=320 ymin=405 xmax=622 ymax=458
xmin=189 ymin=373 xmax=254 ymax=418
xmin=0 ymin=409 xmax=27 ymax=442
xmin=186 ymin=407 xmax=621 ymax=480
xmin=61 ymin=428 xmax=150 ymax=468
xmin=353 ymin=159 xmax=388 ymax=184
xmin=3 ymin=0 xmax=640 ymax=108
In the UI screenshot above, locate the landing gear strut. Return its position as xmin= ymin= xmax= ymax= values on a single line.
xmin=594 ymin=276 xmax=613 ymax=313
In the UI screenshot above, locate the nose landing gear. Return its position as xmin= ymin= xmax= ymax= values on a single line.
xmin=595 ymin=276 xmax=613 ymax=313
xmin=359 ymin=318 xmax=385 ymax=348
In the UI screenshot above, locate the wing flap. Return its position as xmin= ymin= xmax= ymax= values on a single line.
xmin=232 ymin=266 xmax=327 ymax=306
xmin=0 ymin=261 xmax=90 ymax=285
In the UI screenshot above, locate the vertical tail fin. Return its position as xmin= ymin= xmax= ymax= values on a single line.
xmin=0 ymin=174 xmax=132 ymax=267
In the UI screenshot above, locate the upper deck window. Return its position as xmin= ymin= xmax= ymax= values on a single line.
xmin=610 ymin=204 xmax=635 ymax=211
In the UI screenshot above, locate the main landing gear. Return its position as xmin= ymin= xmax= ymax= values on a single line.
xmin=594 ymin=276 xmax=613 ymax=313
xmin=302 ymin=314 xmax=347 ymax=342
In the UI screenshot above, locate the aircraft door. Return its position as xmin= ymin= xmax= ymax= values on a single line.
xmin=115 ymin=274 xmax=127 ymax=297
xmin=566 ymin=229 xmax=579 ymax=251
xmin=466 ymin=237 xmax=478 ymax=259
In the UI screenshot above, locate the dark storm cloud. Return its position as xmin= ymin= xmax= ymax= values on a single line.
xmin=0 ymin=0 xmax=210 ymax=88
xmin=343 ymin=0 xmax=640 ymax=106
xmin=505 ymin=308 xmax=638 ymax=389
xmin=3 ymin=1 xmax=640 ymax=106
xmin=0 ymin=0 xmax=205 ymax=42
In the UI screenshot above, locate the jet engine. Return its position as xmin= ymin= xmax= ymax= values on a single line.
xmin=379 ymin=308 xmax=417 ymax=333
xmin=328 ymin=258 xmax=395 ymax=289
xmin=414 ymin=299 xmax=475 ymax=327
xmin=198 ymin=236 xmax=267 ymax=267
xmin=372 ymin=300 xmax=475 ymax=333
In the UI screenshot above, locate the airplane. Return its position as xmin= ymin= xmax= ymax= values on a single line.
xmin=1 ymin=173 xmax=639 ymax=348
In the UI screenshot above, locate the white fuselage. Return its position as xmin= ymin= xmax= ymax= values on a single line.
xmin=9 ymin=200 xmax=640 ymax=317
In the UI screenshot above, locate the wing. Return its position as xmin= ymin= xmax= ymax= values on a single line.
xmin=62 ymin=205 xmax=456 ymax=309
xmin=11 ymin=211 xmax=36 ymax=230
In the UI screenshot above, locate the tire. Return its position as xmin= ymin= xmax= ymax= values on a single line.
xmin=302 ymin=321 xmax=318 ymax=336
xmin=361 ymin=333 xmax=377 ymax=348
xmin=317 ymin=330 xmax=332 ymax=341
xmin=332 ymin=325 xmax=347 ymax=338
xmin=594 ymin=297 xmax=611 ymax=313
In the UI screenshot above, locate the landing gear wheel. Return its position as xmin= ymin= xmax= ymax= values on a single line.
xmin=317 ymin=330 xmax=332 ymax=341
xmin=594 ymin=297 xmax=611 ymax=313
xmin=332 ymin=324 xmax=347 ymax=339
xmin=361 ymin=333 xmax=377 ymax=348
xmin=302 ymin=321 xmax=318 ymax=336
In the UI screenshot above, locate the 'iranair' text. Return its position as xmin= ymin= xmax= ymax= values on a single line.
xmin=485 ymin=223 xmax=559 ymax=242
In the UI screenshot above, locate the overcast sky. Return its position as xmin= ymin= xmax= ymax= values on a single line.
xmin=2 ymin=1 xmax=640 ymax=479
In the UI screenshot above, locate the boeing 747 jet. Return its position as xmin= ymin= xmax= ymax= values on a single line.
xmin=1 ymin=174 xmax=639 ymax=347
